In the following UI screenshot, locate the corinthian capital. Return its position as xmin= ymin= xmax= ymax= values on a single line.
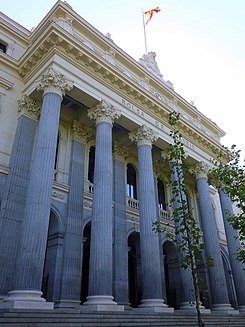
xmin=37 ymin=67 xmax=73 ymax=97
xmin=113 ymin=141 xmax=129 ymax=161
xmin=129 ymin=125 xmax=158 ymax=147
xmin=192 ymin=161 xmax=211 ymax=179
xmin=72 ymin=120 xmax=94 ymax=143
xmin=17 ymin=94 xmax=41 ymax=121
xmin=87 ymin=100 xmax=121 ymax=125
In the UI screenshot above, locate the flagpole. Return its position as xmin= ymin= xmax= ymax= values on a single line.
xmin=142 ymin=9 xmax=148 ymax=54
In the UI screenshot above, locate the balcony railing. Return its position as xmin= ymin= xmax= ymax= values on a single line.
xmin=126 ymin=196 xmax=139 ymax=210
xmin=159 ymin=208 xmax=171 ymax=220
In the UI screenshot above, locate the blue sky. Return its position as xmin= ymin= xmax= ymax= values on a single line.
xmin=2 ymin=0 xmax=245 ymax=160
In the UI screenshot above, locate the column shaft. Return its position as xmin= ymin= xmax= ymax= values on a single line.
xmin=13 ymin=92 xmax=62 ymax=292
xmin=88 ymin=121 xmax=113 ymax=297
xmin=138 ymin=144 xmax=163 ymax=301
xmin=219 ymin=190 xmax=245 ymax=309
xmin=197 ymin=176 xmax=231 ymax=308
xmin=58 ymin=140 xmax=85 ymax=307
xmin=0 ymin=116 xmax=37 ymax=296
xmin=171 ymin=167 xmax=195 ymax=307
xmin=113 ymin=158 xmax=129 ymax=305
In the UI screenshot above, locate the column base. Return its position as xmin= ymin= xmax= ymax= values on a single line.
xmin=139 ymin=299 xmax=174 ymax=313
xmin=177 ymin=302 xmax=211 ymax=314
xmin=0 ymin=290 xmax=54 ymax=310
xmin=55 ymin=300 xmax=81 ymax=309
xmin=211 ymin=303 xmax=238 ymax=315
xmin=239 ymin=306 xmax=245 ymax=314
xmin=82 ymin=295 xmax=124 ymax=311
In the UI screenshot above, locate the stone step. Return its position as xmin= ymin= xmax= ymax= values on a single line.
xmin=0 ymin=311 xmax=244 ymax=327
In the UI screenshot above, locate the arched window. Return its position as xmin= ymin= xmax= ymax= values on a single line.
xmin=127 ymin=164 xmax=137 ymax=199
xmin=88 ymin=146 xmax=95 ymax=183
xmin=157 ymin=178 xmax=166 ymax=210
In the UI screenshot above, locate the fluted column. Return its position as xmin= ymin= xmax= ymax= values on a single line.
xmin=0 ymin=95 xmax=40 ymax=298
xmin=2 ymin=68 xmax=73 ymax=310
xmin=113 ymin=142 xmax=129 ymax=305
xmin=56 ymin=122 xmax=92 ymax=309
xmin=129 ymin=125 xmax=172 ymax=312
xmin=219 ymin=189 xmax=245 ymax=312
xmin=83 ymin=100 xmax=123 ymax=311
xmin=170 ymin=163 xmax=196 ymax=311
xmin=195 ymin=162 xmax=233 ymax=312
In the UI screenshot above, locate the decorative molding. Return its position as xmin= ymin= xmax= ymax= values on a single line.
xmin=129 ymin=125 xmax=158 ymax=147
xmin=37 ymin=67 xmax=73 ymax=97
xmin=113 ymin=141 xmax=129 ymax=161
xmin=87 ymin=100 xmax=121 ymax=125
xmin=17 ymin=94 xmax=41 ymax=121
xmin=51 ymin=14 xmax=74 ymax=34
xmin=72 ymin=120 xmax=94 ymax=143
xmin=0 ymin=77 xmax=14 ymax=90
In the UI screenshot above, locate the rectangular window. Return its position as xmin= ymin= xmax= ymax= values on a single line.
xmin=0 ymin=42 xmax=7 ymax=53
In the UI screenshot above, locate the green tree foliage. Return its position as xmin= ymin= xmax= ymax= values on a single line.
xmin=153 ymin=111 xmax=211 ymax=327
xmin=209 ymin=144 xmax=245 ymax=263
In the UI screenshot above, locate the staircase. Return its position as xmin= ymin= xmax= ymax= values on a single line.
xmin=0 ymin=310 xmax=245 ymax=327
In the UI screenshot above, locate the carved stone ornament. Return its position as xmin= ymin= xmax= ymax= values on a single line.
xmin=37 ymin=67 xmax=73 ymax=98
xmin=113 ymin=141 xmax=129 ymax=161
xmin=129 ymin=125 xmax=158 ymax=147
xmin=51 ymin=14 xmax=73 ymax=34
xmin=72 ymin=120 xmax=94 ymax=143
xmin=138 ymin=52 xmax=163 ymax=79
xmin=87 ymin=100 xmax=121 ymax=125
xmin=192 ymin=161 xmax=211 ymax=179
xmin=17 ymin=94 xmax=41 ymax=121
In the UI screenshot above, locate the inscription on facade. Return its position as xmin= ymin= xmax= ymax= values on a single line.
xmin=121 ymin=98 xmax=195 ymax=150
xmin=122 ymin=99 xmax=144 ymax=117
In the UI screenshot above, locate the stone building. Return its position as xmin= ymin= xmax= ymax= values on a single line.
xmin=0 ymin=0 xmax=244 ymax=313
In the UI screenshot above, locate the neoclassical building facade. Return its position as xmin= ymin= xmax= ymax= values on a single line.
xmin=0 ymin=1 xmax=244 ymax=313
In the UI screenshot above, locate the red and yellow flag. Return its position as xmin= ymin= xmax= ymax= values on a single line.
xmin=144 ymin=7 xmax=161 ymax=25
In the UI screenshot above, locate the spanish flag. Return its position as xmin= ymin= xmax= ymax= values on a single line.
xmin=144 ymin=7 xmax=161 ymax=25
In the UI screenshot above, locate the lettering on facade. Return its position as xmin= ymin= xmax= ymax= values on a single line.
xmin=121 ymin=99 xmax=144 ymax=117
xmin=180 ymin=137 xmax=195 ymax=150
xmin=154 ymin=120 xmax=165 ymax=131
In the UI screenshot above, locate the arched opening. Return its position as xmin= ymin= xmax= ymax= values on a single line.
xmin=221 ymin=252 xmax=237 ymax=309
xmin=127 ymin=164 xmax=137 ymax=199
xmin=42 ymin=210 xmax=63 ymax=302
xmin=81 ymin=222 xmax=91 ymax=303
xmin=88 ymin=146 xmax=95 ymax=184
xmin=157 ymin=178 xmax=166 ymax=210
xmin=128 ymin=232 xmax=141 ymax=307
xmin=163 ymin=240 xmax=181 ymax=309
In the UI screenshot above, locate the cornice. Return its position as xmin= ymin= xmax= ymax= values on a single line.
xmin=0 ymin=77 xmax=14 ymax=90
xmin=13 ymin=14 xmax=224 ymax=158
